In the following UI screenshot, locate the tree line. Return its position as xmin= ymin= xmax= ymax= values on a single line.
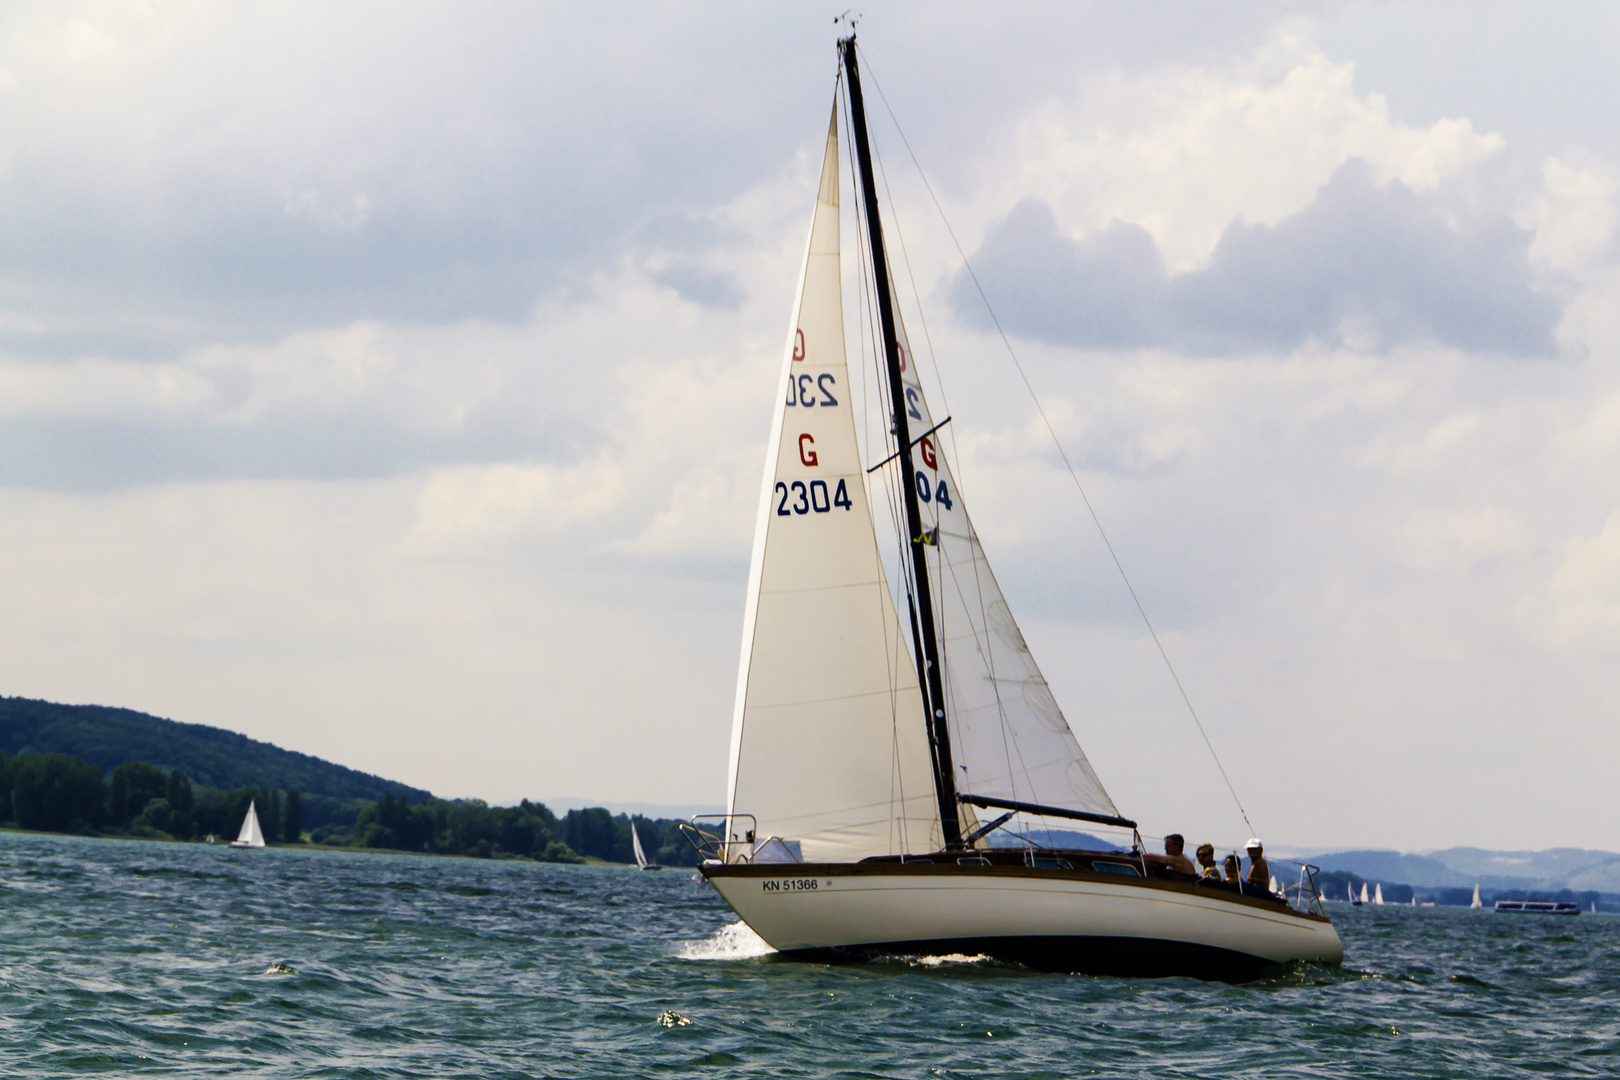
xmin=0 ymin=749 xmax=699 ymax=867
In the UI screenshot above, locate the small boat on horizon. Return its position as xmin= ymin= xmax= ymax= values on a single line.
xmin=1495 ymin=899 xmax=1579 ymax=915
xmin=632 ymin=823 xmax=662 ymax=871
xmin=229 ymin=800 xmax=266 ymax=850
xmin=1471 ymin=883 xmax=1482 ymax=909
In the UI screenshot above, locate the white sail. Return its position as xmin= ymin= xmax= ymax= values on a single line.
xmin=726 ymin=108 xmax=940 ymax=862
xmin=1373 ymin=882 xmax=1384 ymax=905
xmin=1471 ymin=884 xmax=1482 ymax=909
xmin=1360 ymin=882 xmax=1369 ymax=903
xmin=230 ymin=799 xmax=266 ymax=849
xmin=879 ymin=257 xmax=1119 ymax=824
xmin=632 ymin=823 xmax=649 ymax=869
xmin=1269 ymin=875 xmax=1280 ymax=895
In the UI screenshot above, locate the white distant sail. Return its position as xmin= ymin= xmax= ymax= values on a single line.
xmin=1471 ymin=884 xmax=1482 ymax=909
xmin=631 ymin=822 xmax=656 ymax=870
xmin=1373 ymin=882 xmax=1384 ymax=905
xmin=1360 ymin=883 xmax=1369 ymax=904
xmin=229 ymin=800 xmax=266 ymax=849
xmin=1269 ymin=875 xmax=1280 ymax=895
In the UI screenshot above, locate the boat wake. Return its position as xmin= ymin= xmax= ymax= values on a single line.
xmin=898 ymin=953 xmax=995 ymax=968
xmin=677 ymin=920 xmax=776 ymax=961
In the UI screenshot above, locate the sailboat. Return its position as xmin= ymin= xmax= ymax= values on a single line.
xmin=1373 ymin=883 xmax=1384 ymax=905
xmin=229 ymin=800 xmax=266 ymax=849
xmin=632 ymin=823 xmax=661 ymax=871
xmin=1471 ymin=884 xmax=1482 ymax=909
xmin=1353 ymin=883 xmax=1366 ymax=906
xmin=692 ymin=35 xmax=1343 ymax=980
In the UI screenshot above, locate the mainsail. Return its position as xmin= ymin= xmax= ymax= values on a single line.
xmin=725 ymin=108 xmax=940 ymax=862
xmin=728 ymin=58 xmax=1123 ymax=861
xmin=632 ymin=822 xmax=650 ymax=869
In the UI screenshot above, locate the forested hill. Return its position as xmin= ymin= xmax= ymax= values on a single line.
xmin=0 ymin=697 xmax=430 ymax=802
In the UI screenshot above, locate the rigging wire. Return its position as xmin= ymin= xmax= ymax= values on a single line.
xmin=844 ymin=88 xmax=922 ymax=856
xmin=868 ymin=135 xmax=1039 ymax=829
xmin=858 ymin=48 xmax=1256 ymax=838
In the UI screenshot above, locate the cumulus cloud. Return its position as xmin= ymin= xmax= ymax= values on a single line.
xmin=955 ymin=161 xmax=1561 ymax=356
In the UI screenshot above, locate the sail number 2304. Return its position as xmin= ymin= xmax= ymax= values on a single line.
xmin=775 ymin=478 xmax=853 ymax=515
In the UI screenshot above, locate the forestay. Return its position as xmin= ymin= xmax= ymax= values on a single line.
xmin=725 ymin=109 xmax=941 ymax=862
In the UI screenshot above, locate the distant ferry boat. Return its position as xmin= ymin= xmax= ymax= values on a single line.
xmin=1494 ymin=899 xmax=1579 ymax=915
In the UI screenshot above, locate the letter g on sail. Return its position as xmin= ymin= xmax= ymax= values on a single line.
xmin=793 ymin=328 xmax=805 ymax=362
xmin=799 ymin=433 xmax=818 ymax=467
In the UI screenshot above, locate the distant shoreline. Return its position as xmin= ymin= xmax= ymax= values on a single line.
xmin=0 ymin=826 xmax=644 ymax=867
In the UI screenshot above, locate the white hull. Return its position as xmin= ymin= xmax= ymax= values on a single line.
xmin=705 ymin=862 xmax=1343 ymax=978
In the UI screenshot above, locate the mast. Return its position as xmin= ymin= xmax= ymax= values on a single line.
xmin=839 ymin=35 xmax=962 ymax=850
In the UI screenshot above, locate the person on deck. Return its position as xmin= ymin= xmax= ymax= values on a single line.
xmin=1222 ymin=854 xmax=1242 ymax=885
xmin=1195 ymin=842 xmax=1221 ymax=880
xmin=1245 ymin=838 xmax=1271 ymax=893
xmin=1163 ymin=834 xmax=1196 ymax=876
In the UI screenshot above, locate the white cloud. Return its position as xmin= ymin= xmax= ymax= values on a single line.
xmin=1002 ymin=30 xmax=1504 ymax=272
xmin=1550 ymin=511 xmax=1620 ymax=642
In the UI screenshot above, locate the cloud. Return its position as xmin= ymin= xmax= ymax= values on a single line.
xmin=955 ymin=161 xmax=1561 ymax=356
xmin=999 ymin=32 xmax=1506 ymax=272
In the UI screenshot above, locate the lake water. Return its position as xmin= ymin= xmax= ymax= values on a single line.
xmin=2 ymin=831 xmax=1615 ymax=1077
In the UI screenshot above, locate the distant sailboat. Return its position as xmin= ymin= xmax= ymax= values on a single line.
xmin=1373 ymin=883 xmax=1384 ymax=905
xmin=229 ymin=800 xmax=266 ymax=849
xmin=631 ymin=823 xmax=661 ymax=871
xmin=1471 ymin=884 xmax=1482 ymax=909
xmin=1357 ymin=883 xmax=1368 ymax=905
xmin=1410 ymin=895 xmax=1416 ymax=907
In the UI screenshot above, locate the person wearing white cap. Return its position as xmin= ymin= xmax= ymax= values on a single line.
xmin=1244 ymin=837 xmax=1271 ymax=895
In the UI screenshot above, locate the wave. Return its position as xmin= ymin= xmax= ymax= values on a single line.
xmin=677 ymin=920 xmax=775 ymax=960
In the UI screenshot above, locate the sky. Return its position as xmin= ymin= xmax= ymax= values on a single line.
xmin=2 ymin=1 xmax=1618 ymax=853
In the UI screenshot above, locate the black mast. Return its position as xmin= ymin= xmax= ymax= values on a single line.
xmin=839 ymin=35 xmax=963 ymax=850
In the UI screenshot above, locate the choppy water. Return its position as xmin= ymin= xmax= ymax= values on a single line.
xmin=1 ymin=832 xmax=1615 ymax=1077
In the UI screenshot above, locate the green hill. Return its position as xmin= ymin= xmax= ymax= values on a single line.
xmin=0 ymin=696 xmax=430 ymax=802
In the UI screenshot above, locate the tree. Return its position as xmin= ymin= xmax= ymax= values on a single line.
xmin=109 ymin=761 xmax=169 ymax=826
xmin=283 ymin=788 xmax=303 ymax=843
xmin=263 ymin=787 xmax=282 ymax=843
xmin=0 ymin=750 xmax=13 ymax=823
xmin=11 ymin=752 xmax=107 ymax=832
xmin=137 ymin=797 xmax=174 ymax=834
xmin=165 ymin=768 xmax=194 ymax=838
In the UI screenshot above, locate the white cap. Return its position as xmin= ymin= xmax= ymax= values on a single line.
xmin=1245 ymin=837 xmax=1263 ymax=850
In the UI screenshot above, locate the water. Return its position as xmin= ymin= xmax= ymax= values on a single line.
xmin=2 ymin=833 xmax=1616 ymax=1077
